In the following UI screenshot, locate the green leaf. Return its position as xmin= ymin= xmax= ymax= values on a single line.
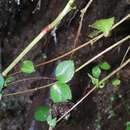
xmin=92 ymin=66 xmax=101 ymax=78
xmin=0 ymin=74 xmax=4 ymax=91
xmin=50 ymin=82 xmax=72 ymax=103
xmin=88 ymin=73 xmax=99 ymax=86
xmin=20 ymin=60 xmax=35 ymax=74
xmin=34 ymin=105 xmax=49 ymax=122
xmin=47 ymin=115 xmax=57 ymax=128
xmin=126 ymin=121 xmax=130 ymax=130
xmin=112 ymin=79 xmax=121 ymax=87
xmin=90 ymin=17 xmax=114 ymax=37
xmin=55 ymin=60 xmax=75 ymax=83
xmin=99 ymin=61 xmax=111 ymax=70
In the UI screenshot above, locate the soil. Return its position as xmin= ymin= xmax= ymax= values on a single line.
xmin=0 ymin=0 xmax=130 ymax=130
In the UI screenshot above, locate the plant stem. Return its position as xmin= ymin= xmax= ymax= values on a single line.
xmin=2 ymin=0 xmax=75 ymax=77
xmin=71 ymin=0 xmax=94 ymax=57
xmin=3 ymin=82 xmax=55 ymax=97
xmin=6 ymin=76 xmax=54 ymax=86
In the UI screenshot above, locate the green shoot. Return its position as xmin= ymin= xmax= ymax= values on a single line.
xmin=88 ymin=61 xmax=111 ymax=88
xmin=88 ymin=73 xmax=99 ymax=86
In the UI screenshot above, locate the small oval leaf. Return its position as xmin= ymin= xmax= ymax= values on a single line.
xmin=34 ymin=105 xmax=49 ymax=122
xmin=99 ymin=61 xmax=111 ymax=70
xmin=0 ymin=74 xmax=4 ymax=91
xmin=50 ymin=82 xmax=72 ymax=103
xmin=55 ymin=60 xmax=75 ymax=83
xmin=112 ymin=79 xmax=121 ymax=87
xmin=92 ymin=66 xmax=101 ymax=78
xmin=20 ymin=60 xmax=35 ymax=74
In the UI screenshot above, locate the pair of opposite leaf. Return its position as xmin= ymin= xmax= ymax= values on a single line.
xmin=51 ymin=60 xmax=75 ymax=103
xmin=21 ymin=60 xmax=75 ymax=103
xmin=88 ymin=61 xmax=111 ymax=88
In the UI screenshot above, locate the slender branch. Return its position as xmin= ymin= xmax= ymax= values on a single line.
xmin=3 ymin=82 xmax=55 ymax=97
xmin=2 ymin=0 xmax=75 ymax=77
xmin=36 ymin=34 xmax=103 ymax=67
xmin=3 ymin=35 xmax=129 ymax=96
xmin=57 ymin=58 xmax=130 ymax=122
xmin=6 ymin=76 xmax=54 ymax=86
xmin=75 ymin=35 xmax=130 ymax=72
xmin=71 ymin=0 xmax=94 ymax=57
xmin=112 ymin=14 xmax=130 ymax=29
xmin=120 ymin=46 xmax=130 ymax=65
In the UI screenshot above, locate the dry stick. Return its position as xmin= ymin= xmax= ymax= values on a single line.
xmin=71 ymin=0 xmax=94 ymax=57
xmin=120 ymin=46 xmax=130 ymax=65
xmin=2 ymin=0 xmax=75 ymax=77
xmin=6 ymin=76 xmax=54 ymax=86
xmin=3 ymin=35 xmax=130 ymax=96
xmin=36 ymin=34 xmax=103 ymax=67
xmin=9 ymin=13 xmax=130 ymax=77
xmin=76 ymin=35 xmax=130 ymax=72
xmin=57 ymin=57 xmax=130 ymax=122
xmin=3 ymin=82 xmax=55 ymax=97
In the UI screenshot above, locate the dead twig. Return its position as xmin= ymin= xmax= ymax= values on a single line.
xmin=71 ymin=0 xmax=94 ymax=57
